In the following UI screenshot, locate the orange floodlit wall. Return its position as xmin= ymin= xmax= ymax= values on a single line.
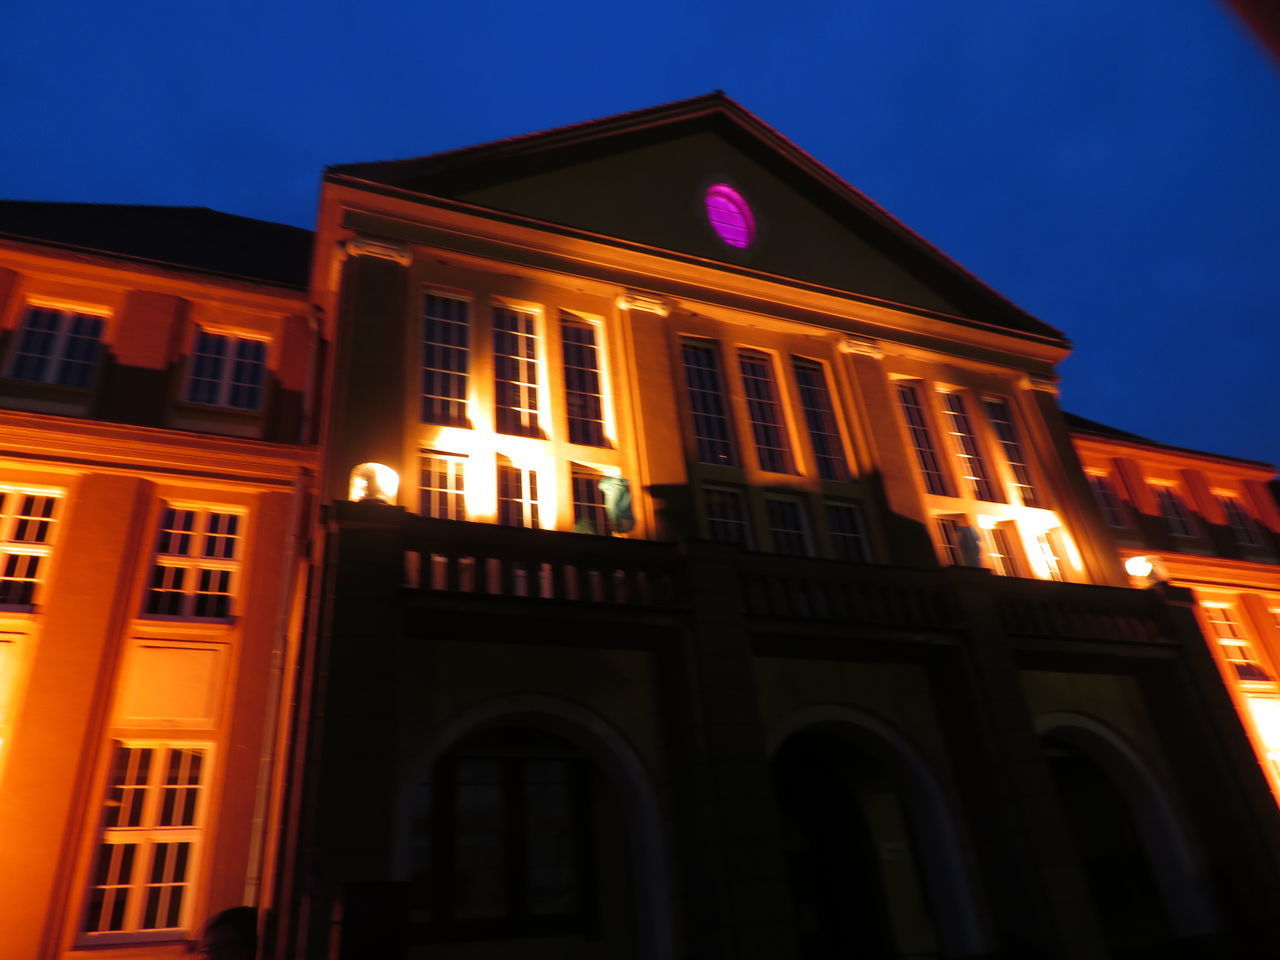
xmin=0 ymin=234 xmax=317 ymax=959
xmin=1073 ymin=427 xmax=1280 ymax=800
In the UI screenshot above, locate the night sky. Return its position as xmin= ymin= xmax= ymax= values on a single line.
xmin=4 ymin=1 xmax=1277 ymax=465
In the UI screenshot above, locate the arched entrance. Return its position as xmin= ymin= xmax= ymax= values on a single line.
xmin=772 ymin=728 xmax=950 ymax=959
xmin=1038 ymin=713 xmax=1216 ymax=956
xmin=396 ymin=696 xmax=671 ymax=960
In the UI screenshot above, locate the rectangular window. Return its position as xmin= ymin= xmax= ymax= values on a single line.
xmin=1202 ymin=604 xmax=1272 ymax=681
xmin=896 ymin=383 xmax=951 ymax=496
xmin=422 ymin=294 xmax=470 ymax=426
xmin=765 ymin=498 xmax=812 ymax=556
xmin=143 ymin=506 xmax=241 ymax=619
xmin=704 ymin=487 xmax=751 ymax=547
xmin=1033 ymin=530 xmax=1066 ymax=581
xmin=1088 ymin=475 xmax=1129 ymax=528
xmin=82 ymin=742 xmax=207 ymax=936
xmin=792 ymin=359 xmax=849 ymax=481
xmin=1152 ymin=486 xmax=1197 ymax=538
xmin=681 ymin=342 xmax=737 ymax=467
xmin=939 ymin=391 xmax=1001 ymax=502
xmin=497 ymin=459 xmax=540 ymax=529
xmin=419 ymin=453 xmax=466 ymax=521
xmin=8 ymin=305 xmax=104 ymax=388
xmin=826 ymin=502 xmax=872 ymax=563
xmin=983 ymin=398 xmax=1039 ymax=506
xmin=980 ymin=522 xmax=1021 ymax=577
xmin=186 ymin=331 xmax=267 ymax=411
xmin=1218 ymin=496 xmax=1261 ymax=547
xmin=738 ymin=351 xmax=794 ymax=473
xmin=936 ymin=516 xmax=970 ymax=566
xmin=561 ymin=315 xmax=608 ymax=447
xmin=493 ymin=306 xmax=541 ymax=437
xmin=571 ymin=469 xmax=611 ymax=535
xmin=0 ymin=490 xmax=59 ymax=606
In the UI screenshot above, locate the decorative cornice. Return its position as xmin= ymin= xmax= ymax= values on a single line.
xmin=342 ymin=236 xmax=412 ymax=266
xmin=615 ymin=291 xmax=671 ymax=316
xmin=838 ymin=335 xmax=883 ymax=359
xmin=1022 ymin=373 xmax=1060 ymax=396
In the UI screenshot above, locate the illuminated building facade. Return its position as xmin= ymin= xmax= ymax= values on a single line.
xmin=0 ymin=202 xmax=319 ymax=959
xmin=1071 ymin=413 xmax=1280 ymax=802
xmin=274 ymin=95 xmax=1280 ymax=960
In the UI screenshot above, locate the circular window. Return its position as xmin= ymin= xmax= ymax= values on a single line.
xmin=704 ymin=184 xmax=755 ymax=249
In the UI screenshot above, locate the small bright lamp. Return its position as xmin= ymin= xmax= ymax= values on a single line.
xmin=349 ymin=462 xmax=400 ymax=504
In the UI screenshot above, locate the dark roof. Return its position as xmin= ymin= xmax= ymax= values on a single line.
xmin=0 ymin=201 xmax=313 ymax=290
xmin=1065 ymin=412 xmax=1275 ymax=469
xmin=328 ymin=92 xmax=1064 ymax=344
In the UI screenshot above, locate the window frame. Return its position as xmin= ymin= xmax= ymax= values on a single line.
xmin=141 ymin=504 xmax=245 ymax=622
xmin=1151 ymin=484 xmax=1198 ymax=539
xmin=680 ymin=339 xmax=739 ymax=468
xmin=492 ymin=304 xmax=543 ymax=438
xmin=791 ymin=357 xmax=851 ymax=482
xmin=825 ymin=501 xmax=873 ymax=564
xmin=1201 ymin=602 xmax=1273 ymax=682
xmin=496 ymin=458 xmax=541 ymax=529
xmin=737 ymin=349 xmax=795 ymax=474
xmin=0 ymin=485 xmax=63 ymax=609
xmin=560 ymin=313 xmax=610 ymax=448
xmin=702 ymin=485 xmax=753 ymax=548
xmin=894 ymin=380 xmax=953 ymax=497
xmin=937 ymin=389 xmax=1002 ymax=503
xmin=415 ymin=737 xmax=598 ymax=941
xmin=1217 ymin=495 xmax=1262 ymax=547
xmin=183 ymin=328 xmax=270 ymax=412
xmin=1087 ymin=473 xmax=1130 ymax=529
xmin=79 ymin=740 xmax=212 ymax=944
xmin=6 ymin=301 xmax=107 ymax=389
xmin=421 ymin=291 xmax=472 ymax=428
xmin=419 ymin=451 xmax=467 ymax=521
xmin=763 ymin=495 xmax=813 ymax=556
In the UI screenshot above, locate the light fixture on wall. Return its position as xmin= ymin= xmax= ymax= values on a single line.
xmin=1124 ymin=554 xmax=1167 ymax=584
xmin=349 ymin=462 xmax=399 ymax=504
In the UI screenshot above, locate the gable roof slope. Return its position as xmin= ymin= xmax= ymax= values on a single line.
xmin=0 ymin=201 xmax=313 ymax=289
xmin=329 ymin=92 xmax=1064 ymax=344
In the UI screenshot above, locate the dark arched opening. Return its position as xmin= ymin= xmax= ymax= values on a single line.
xmin=1042 ymin=733 xmax=1176 ymax=956
xmin=773 ymin=731 xmax=940 ymax=959
xmin=408 ymin=725 xmax=637 ymax=958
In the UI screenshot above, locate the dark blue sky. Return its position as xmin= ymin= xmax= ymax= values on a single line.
xmin=4 ymin=1 xmax=1277 ymax=465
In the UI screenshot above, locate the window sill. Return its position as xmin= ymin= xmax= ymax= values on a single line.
xmin=137 ymin=614 xmax=235 ymax=626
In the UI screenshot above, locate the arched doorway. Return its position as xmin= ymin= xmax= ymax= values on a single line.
xmin=773 ymin=730 xmax=941 ymax=959
xmin=1043 ymin=734 xmax=1173 ymax=953
xmin=397 ymin=698 xmax=672 ymax=959
xmin=1039 ymin=715 xmax=1215 ymax=956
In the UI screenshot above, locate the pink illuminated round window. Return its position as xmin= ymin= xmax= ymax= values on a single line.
xmin=704 ymin=184 xmax=755 ymax=248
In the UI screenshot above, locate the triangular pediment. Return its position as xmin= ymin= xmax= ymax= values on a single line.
xmin=329 ymin=94 xmax=1061 ymax=341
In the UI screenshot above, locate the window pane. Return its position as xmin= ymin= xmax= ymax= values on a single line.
xmin=897 ymin=383 xmax=950 ymax=496
xmin=419 ymin=454 xmax=466 ymax=521
xmin=227 ymin=339 xmax=267 ymax=410
xmin=681 ymin=343 xmax=737 ymax=466
xmin=1088 ymin=475 xmax=1128 ymax=528
xmin=422 ymin=294 xmax=470 ymax=426
xmin=1219 ymin=497 xmax=1261 ymax=546
xmin=497 ymin=461 xmax=538 ymax=528
xmin=56 ymin=313 xmax=104 ymax=388
xmin=187 ymin=332 xmax=228 ymax=405
xmin=452 ymin=759 xmax=507 ymax=920
xmin=765 ymin=498 xmax=811 ymax=555
xmin=827 ymin=503 xmax=871 ymax=563
xmin=493 ymin=307 xmax=541 ymax=437
xmin=739 ymin=351 xmax=793 ymax=473
xmin=940 ymin=392 xmax=1001 ymax=502
xmin=571 ymin=470 xmax=610 ymax=535
xmin=983 ymin=398 xmax=1038 ymax=506
xmin=1153 ymin=486 xmax=1196 ymax=538
xmin=705 ymin=487 xmax=751 ymax=547
xmin=524 ymin=760 xmax=579 ymax=916
xmin=792 ymin=360 xmax=848 ymax=481
xmin=561 ymin=316 xmax=607 ymax=446
xmin=9 ymin=307 xmax=60 ymax=383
